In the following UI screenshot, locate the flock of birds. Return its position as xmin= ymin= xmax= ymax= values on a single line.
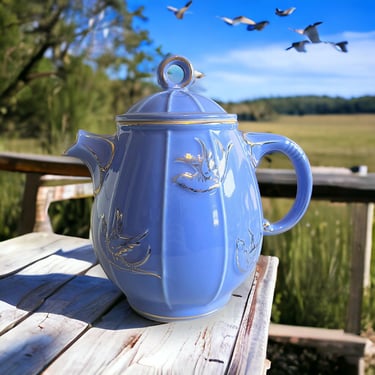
xmin=166 ymin=1 xmax=349 ymax=53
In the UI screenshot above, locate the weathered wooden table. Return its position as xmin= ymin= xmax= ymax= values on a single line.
xmin=0 ymin=232 xmax=278 ymax=375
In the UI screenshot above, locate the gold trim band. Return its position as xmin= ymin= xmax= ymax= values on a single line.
xmin=117 ymin=119 xmax=237 ymax=126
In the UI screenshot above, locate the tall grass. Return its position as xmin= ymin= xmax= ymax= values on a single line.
xmin=0 ymin=172 xmax=24 ymax=241
xmin=0 ymin=139 xmax=40 ymax=240
xmin=262 ymin=199 xmax=352 ymax=328
xmin=363 ymin=217 xmax=375 ymax=332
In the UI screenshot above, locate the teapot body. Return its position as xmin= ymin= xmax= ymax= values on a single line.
xmin=66 ymin=55 xmax=312 ymax=321
xmin=91 ymin=122 xmax=263 ymax=321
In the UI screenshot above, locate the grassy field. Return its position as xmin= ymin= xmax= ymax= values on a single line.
xmin=239 ymin=114 xmax=375 ymax=172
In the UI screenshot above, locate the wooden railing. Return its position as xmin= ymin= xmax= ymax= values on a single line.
xmin=1 ymin=151 xmax=375 ymax=201
xmin=0 ymin=151 xmax=374 ymax=336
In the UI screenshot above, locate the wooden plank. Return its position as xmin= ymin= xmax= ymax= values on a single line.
xmin=0 ymin=243 xmax=96 ymax=334
xmin=33 ymin=178 xmax=93 ymax=232
xmin=0 ymin=151 xmax=90 ymax=177
xmin=269 ymin=323 xmax=371 ymax=358
xmin=0 ymin=264 xmax=122 ymax=375
xmin=39 ymin=175 xmax=92 ymax=187
xmin=18 ymin=173 xmax=41 ymax=234
xmin=256 ymin=169 xmax=375 ymax=202
xmin=2 ymin=152 xmax=375 ymax=203
xmin=0 ymin=233 xmax=91 ymax=277
xmin=363 ymin=203 xmax=374 ymax=287
xmin=43 ymin=267 xmax=259 ymax=374
xmin=346 ymin=203 xmax=373 ymax=334
xmin=227 ymin=256 xmax=279 ymax=375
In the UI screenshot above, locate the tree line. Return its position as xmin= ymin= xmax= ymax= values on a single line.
xmin=219 ymin=95 xmax=375 ymax=121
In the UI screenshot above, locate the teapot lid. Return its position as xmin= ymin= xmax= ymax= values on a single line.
xmin=116 ymin=55 xmax=236 ymax=125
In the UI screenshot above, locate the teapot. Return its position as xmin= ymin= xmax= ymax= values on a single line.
xmin=65 ymin=55 xmax=312 ymax=322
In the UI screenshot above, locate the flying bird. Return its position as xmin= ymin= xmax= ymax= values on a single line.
xmin=167 ymin=1 xmax=192 ymax=19
xmin=218 ymin=16 xmax=237 ymax=26
xmin=217 ymin=15 xmax=258 ymax=26
xmin=290 ymin=21 xmax=324 ymax=43
xmin=275 ymin=7 xmax=296 ymax=16
xmin=194 ymin=70 xmax=205 ymax=79
xmin=286 ymin=40 xmax=310 ymax=52
xmin=246 ymin=20 xmax=270 ymax=31
xmin=331 ymin=41 xmax=349 ymax=52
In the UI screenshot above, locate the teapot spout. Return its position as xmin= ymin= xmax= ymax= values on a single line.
xmin=64 ymin=130 xmax=116 ymax=195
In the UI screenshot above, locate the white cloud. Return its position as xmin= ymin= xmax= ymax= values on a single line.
xmin=195 ymin=30 xmax=375 ymax=101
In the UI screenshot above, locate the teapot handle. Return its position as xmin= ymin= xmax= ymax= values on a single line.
xmin=243 ymin=132 xmax=313 ymax=235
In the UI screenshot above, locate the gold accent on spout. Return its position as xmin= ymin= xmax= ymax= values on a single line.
xmin=83 ymin=133 xmax=115 ymax=195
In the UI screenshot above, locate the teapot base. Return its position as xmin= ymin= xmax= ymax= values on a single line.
xmin=129 ymin=296 xmax=230 ymax=323
xmin=131 ymin=305 xmax=224 ymax=323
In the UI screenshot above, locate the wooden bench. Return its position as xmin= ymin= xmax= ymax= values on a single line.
xmin=33 ymin=174 xmax=93 ymax=232
xmin=0 ymin=152 xmax=91 ymax=234
xmin=269 ymin=323 xmax=374 ymax=375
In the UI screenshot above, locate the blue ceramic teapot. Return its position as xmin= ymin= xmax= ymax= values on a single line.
xmin=65 ymin=55 xmax=312 ymax=321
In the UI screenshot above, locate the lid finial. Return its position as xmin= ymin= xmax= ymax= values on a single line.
xmin=157 ymin=55 xmax=194 ymax=89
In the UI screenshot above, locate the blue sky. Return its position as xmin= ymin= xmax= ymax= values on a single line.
xmin=128 ymin=0 xmax=375 ymax=102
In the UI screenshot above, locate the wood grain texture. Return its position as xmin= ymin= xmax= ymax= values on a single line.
xmin=0 ymin=236 xmax=96 ymax=334
xmin=0 ymin=264 xmax=122 ymax=375
xmin=44 ymin=272 xmax=259 ymax=374
xmin=346 ymin=203 xmax=374 ymax=334
xmin=0 ymin=232 xmax=92 ymax=277
xmin=0 ymin=233 xmax=278 ymax=375
xmin=227 ymin=256 xmax=279 ymax=375
xmin=0 ymin=151 xmax=90 ymax=177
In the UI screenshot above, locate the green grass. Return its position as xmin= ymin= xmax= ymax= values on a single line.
xmin=0 ymin=138 xmax=44 ymax=240
xmin=0 ymin=138 xmax=43 ymax=153
xmin=0 ymin=172 xmax=24 ymax=241
xmin=262 ymin=199 xmax=353 ymax=328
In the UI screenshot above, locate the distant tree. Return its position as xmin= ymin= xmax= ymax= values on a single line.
xmin=0 ymin=0 xmax=161 ymax=148
xmin=353 ymin=96 xmax=375 ymax=113
xmin=219 ymin=100 xmax=277 ymax=121
xmin=228 ymin=96 xmax=375 ymax=118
